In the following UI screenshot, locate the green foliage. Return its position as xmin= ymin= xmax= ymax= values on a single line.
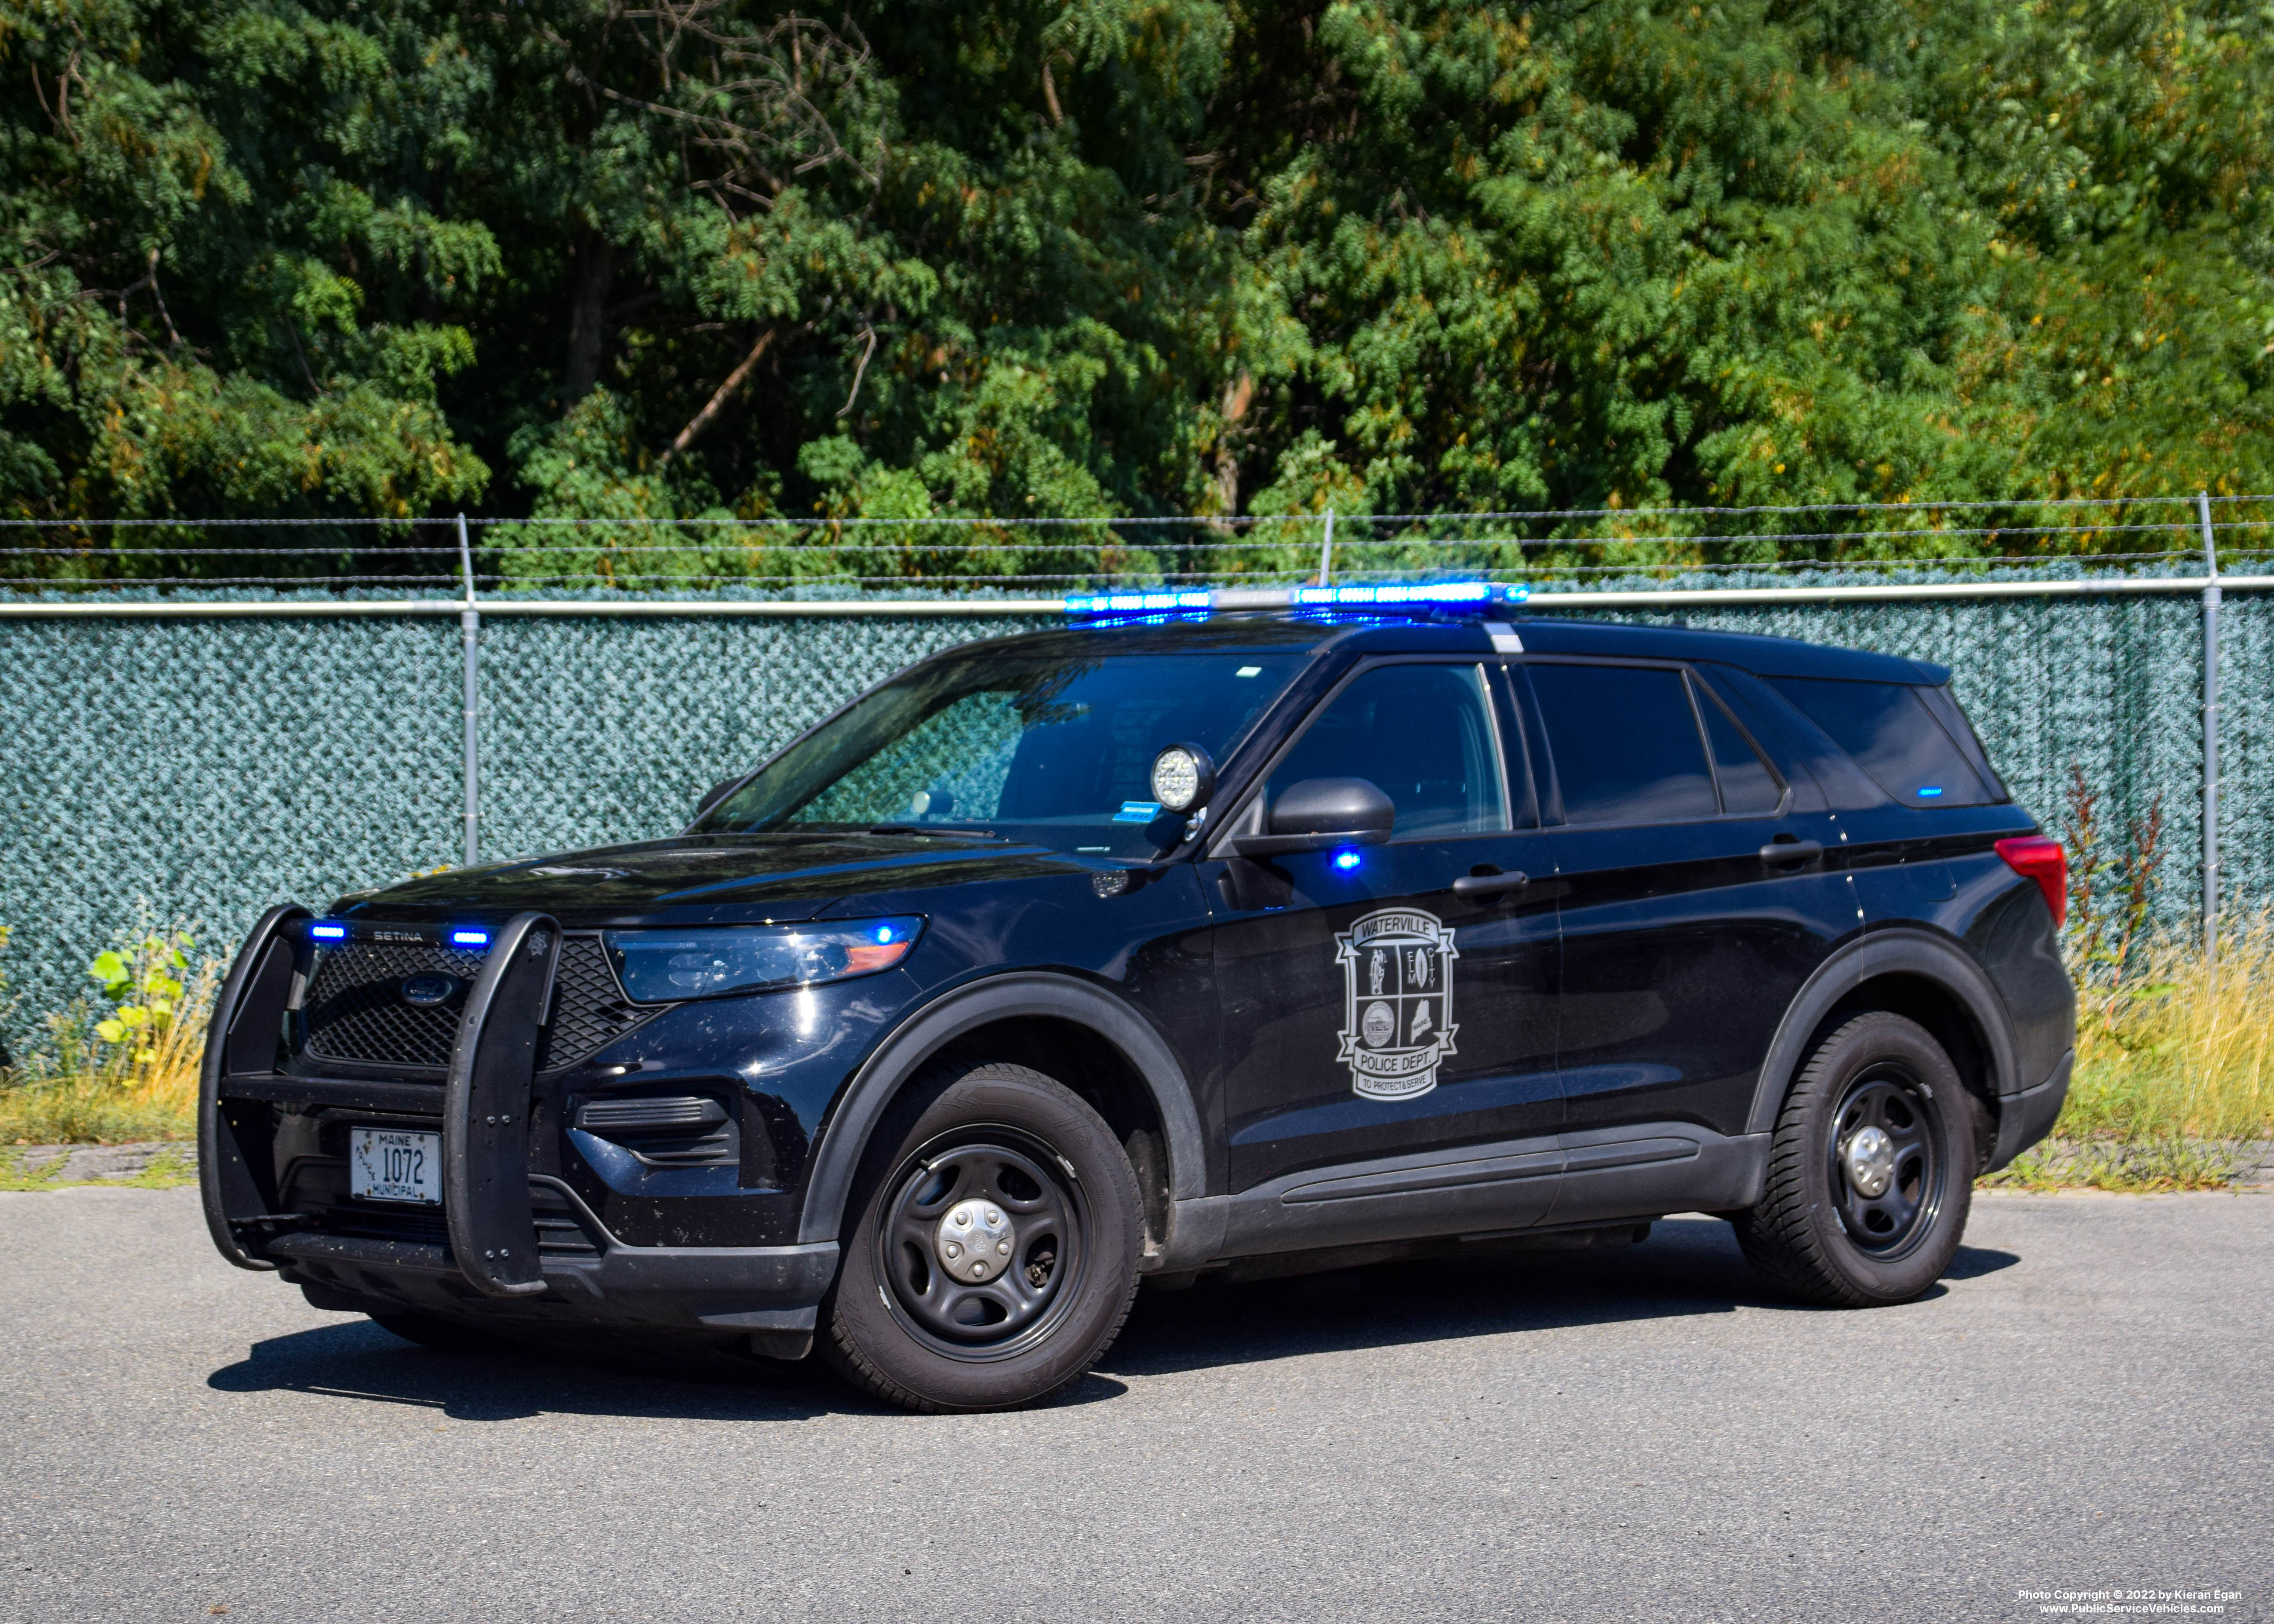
xmin=3 ymin=0 xmax=2269 ymax=574
xmin=86 ymin=927 xmax=191 ymax=1060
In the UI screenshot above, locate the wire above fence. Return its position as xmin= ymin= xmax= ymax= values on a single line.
xmin=3 ymin=494 xmax=2267 ymax=601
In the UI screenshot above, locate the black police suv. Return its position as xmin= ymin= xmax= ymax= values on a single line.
xmin=199 ymin=606 xmax=2076 ymax=1411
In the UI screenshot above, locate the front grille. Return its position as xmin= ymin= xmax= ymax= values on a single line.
xmin=302 ymin=934 xmax=666 ymax=1074
xmin=534 ymin=936 xmax=661 ymax=1074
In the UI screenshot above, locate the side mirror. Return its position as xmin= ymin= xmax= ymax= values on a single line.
xmin=693 ymin=777 xmax=741 ymax=820
xmin=1231 ymin=777 xmax=1395 ymax=857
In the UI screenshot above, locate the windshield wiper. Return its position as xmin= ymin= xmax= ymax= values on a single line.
xmin=866 ymin=824 xmax=1008 ymax=841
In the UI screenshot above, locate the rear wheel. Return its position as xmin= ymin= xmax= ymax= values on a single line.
xmin=823 ymin=1061 xmax=1143 ymax=1412
xmin=1735 ymin=1012 xmax=1976 ymax=1307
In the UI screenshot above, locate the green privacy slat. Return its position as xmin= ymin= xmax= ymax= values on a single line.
xmin=0 ymin=593 xmax=2260 ymax=1047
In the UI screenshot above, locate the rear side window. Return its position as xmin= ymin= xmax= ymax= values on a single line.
xmin=1768 ymin=677 xmax=1996 ymax=807
xmin=1698 ymin=692 xmax=1785 ymax=814
xmin=1527 ymin=664 xmax=1717 ymax=825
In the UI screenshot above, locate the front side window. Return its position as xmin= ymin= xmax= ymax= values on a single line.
xmin=701 ymin=649 xmax=1308 ymax=857
xmin=1264 ymin=663 xmax=1509 ymax=839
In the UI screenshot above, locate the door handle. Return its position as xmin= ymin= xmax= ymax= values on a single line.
xmin=1452 ymin=869 xmax=1531 ymax=898
xmin=1759 ymin=838 xmax=1824 ymax=865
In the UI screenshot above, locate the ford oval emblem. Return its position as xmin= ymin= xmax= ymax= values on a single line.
xmin=399 ymin=972 xmax=459 ymax=1008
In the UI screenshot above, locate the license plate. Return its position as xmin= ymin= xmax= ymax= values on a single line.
xmin=350 ymin=1128 xmax=442 ymax=1206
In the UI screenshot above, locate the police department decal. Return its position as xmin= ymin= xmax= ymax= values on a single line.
xmin=1335 ymin=909 xmax=1459 ymax=1099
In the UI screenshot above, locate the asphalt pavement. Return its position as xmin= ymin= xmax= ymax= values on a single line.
xmin=2 ymin=1186 xmax=2267 ymax=1624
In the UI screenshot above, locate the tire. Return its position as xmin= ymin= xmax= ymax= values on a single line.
xmin=1734 ymin=1012 xmax=1976 ymax=1307
xmin=368 ymin=1310 xmax=516 ymax=1356
xmin=822 ymin=1061 xmax=1143 ymax=1413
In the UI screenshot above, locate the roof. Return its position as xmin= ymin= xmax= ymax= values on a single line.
xmin=960 ymin=609 xmax=1950 ymax=685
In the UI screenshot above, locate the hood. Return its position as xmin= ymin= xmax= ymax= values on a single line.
xmin=332 ymin=832 xmax=1095 ymax=927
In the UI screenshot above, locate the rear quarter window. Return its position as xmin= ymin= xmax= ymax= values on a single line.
xmin=1767 ymin=676 xmax=2000 ymax=808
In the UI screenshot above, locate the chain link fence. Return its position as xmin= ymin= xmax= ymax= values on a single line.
xmin=2 ymin=498 xmax=2265 ymax=1046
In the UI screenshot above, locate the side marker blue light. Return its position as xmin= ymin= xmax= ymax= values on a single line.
xmin=1917 ymin=786 xmax=1944 ymax=798
xmin=309 ymin=923 xmax=346 ymax=941
xmin=1332 ymin=849 xmax=1363 ymax=871
xmin=451 ymin=929 xmax=491 ymax=946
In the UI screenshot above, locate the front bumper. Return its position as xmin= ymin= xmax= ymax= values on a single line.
xmin=267 ymin=1228 xmax=837 ymax=1356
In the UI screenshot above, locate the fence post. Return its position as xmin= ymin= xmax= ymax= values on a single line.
xmin=2197 ymin=492 xmax=2219 ymax=964
xmin=458 ymin=513 xmax=481 ymax=867
xmin=1317 ymin=508 xmax=1336 ymax=585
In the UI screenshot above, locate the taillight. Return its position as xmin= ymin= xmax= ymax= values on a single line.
xmin=1995 ymin=836 xmax=2067 ymax=928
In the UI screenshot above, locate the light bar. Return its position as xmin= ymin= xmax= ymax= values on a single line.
xmin=1292 ymin=581 xmax=1495 ymax=607
xmin=1062 ymin=589 xmax=1214 ymax=615
xmin=309 ymin=923 xmax=347 ymax=941
xmin=451 ymin=929 xmax=492 ymax=947
xmin=1062 ymin=582 xmax=1526 ymax=618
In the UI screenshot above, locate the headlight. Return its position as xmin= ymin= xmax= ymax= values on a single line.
xmin=604 ymin=918 xmax=924 ymax=1003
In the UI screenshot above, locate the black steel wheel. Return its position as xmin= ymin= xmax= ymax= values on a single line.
xmin=875 ymin=1134 xmax=1088 ymax=1357
xmin=1824 ymin=1070 xmax=1944 ymax=1257
xmin=1734 ymin=1011 xmax=1977 ymax=1306
xmin=824 ymin=1061 xmax=1142 ymax=1412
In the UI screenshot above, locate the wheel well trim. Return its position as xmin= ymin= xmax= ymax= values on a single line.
xmin=795 ymin=971 xmax=1208 ymax=1246
xmin=1745 ymin=929 xmax=2019 ymax=1137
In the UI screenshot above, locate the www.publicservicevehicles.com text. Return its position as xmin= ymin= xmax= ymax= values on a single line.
xmin=2020 ymin=1590 xmax=2240 ymax=1616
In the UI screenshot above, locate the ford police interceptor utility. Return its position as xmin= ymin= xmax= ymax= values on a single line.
xmin=199 ymin=589 xmax=2075 ymax=1412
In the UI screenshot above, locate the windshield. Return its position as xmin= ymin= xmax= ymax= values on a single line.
xmin=698 ymin=647 xmax=1311 ymax=857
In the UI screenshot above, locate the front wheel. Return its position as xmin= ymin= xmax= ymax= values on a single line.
xmin=1734 ymin=1011 xmax=1976 ymax=1307
xmin=822 ymin=1062 xmax=1143 ymax=1412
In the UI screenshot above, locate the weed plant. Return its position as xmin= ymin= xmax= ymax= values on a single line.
xmin=0 ymin=921 xmax=213 ymax=1146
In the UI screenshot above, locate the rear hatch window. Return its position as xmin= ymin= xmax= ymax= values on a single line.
xmin=1767 ymin=677 xmax=2002 ymax=808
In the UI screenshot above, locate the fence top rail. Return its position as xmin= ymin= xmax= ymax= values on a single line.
xmin=3 ymin=572 xmax=2269 ymax=619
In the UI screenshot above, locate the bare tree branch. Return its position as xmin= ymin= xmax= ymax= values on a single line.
xmin=836 ymin=324 xmax=876 ymax=419
xmin=658 ymin=326 xmax=775 ymax=465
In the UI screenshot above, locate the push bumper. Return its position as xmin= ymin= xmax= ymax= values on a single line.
xmin=198 ymin=906 xmax=836 ymax=1357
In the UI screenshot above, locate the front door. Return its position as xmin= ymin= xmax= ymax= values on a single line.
xmin=1516 ymin=659 xmax=1858 ymax=1152
xmin=1204 ymin=660 xmax=1562 ymax=1210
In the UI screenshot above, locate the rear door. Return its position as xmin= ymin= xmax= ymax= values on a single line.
xmin=1516 ymin=659 xmax=1859 ymax=1164
xmin=1203 ymin=659 xmax=1561 ymax=1210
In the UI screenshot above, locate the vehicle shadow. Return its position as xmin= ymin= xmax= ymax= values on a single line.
xmin=1101 ymin=1214 xmax=1769 ymax=1379
xmin=1101 ymin=1219 xmax=2021 ymax=1378
xmin=205 ymin=1319 xmax=856 ymax=1423
xmin=204 ymin=1220 xmax=2022 ymax=1418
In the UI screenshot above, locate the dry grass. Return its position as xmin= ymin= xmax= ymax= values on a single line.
xmin=0 ymin=959 xmax=213 ymax=1147
xmin=1982 ymin=917 xmax=2274 ymax=1191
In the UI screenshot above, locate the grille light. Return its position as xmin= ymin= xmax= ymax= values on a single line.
xmin=451 ymin=929 xmax=492 ymax=947
xmin=309 ymin=923 xmax=347 ymax=941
